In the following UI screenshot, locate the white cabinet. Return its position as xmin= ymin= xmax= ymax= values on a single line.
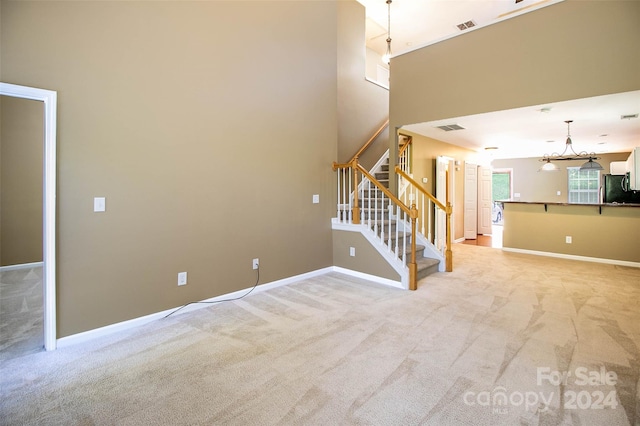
xmin=627 ymin=147 xmax=640 ymax=190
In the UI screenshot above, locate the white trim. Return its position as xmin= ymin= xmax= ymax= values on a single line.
xmin=57 ymin=267 xmax=335 ymax=348
xmin=332 ymin=266 xmax=403 ymax=289
xmin=331 ymin=220 xmax=363 ymax=232
xmin=502 ymin=247 xmax=640 ymax=269
xmin=0 ymin=261 xmax=44 ymax=272
xmin=365 ymin=77 xmax=389 ymax=91
xmin=454 ymin=237 xmax=466 ymax=244
xmin=0 ymin=82 xmax=57 ymax=351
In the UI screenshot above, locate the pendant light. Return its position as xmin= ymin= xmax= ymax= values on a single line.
xmin=538 ymin=158 xmax=559 ymax=172
xmin=580 ymin=158 xmax=604 ymax=171
xmin=539 ymin=120 xmax=603 ymax=171
xmin=381 ymin=0 xmax=392 ymax=64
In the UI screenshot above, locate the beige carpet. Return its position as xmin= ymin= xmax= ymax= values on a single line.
xmin=0 ymin=266 xmax=44 ymax=362
xmin=1 ymin=245 xmax=639 ymax=425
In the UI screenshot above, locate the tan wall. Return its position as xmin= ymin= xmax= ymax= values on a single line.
xmin=0 ymin=96 xmax=43 ymax=266
xmin=389 ymin=0 xmax=640 ymax=189
xmin=492 ymin=153 xmax=631 ymax=203
xmin=503 ymin=203 xmax=640 ymax=263
xmin=401 ymin=130 xmax=477 ymax=241
xmin=2 ymin=1 xmax=342 ymax=337
xmin=337 ymin=1 xmax=389 ymax=170
xmin=332 ymin=230 xmax=400 ymax=282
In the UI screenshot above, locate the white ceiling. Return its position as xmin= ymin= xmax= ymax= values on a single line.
xmin=357 ymin=0 xmax=640 ymax=159
xmin=404 ymin=91 xmax=640 ymax=160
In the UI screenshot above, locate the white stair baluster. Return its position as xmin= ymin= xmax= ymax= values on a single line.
xmin=421 ymin=193 xmax=425 ymax=236
xmin=380 ymin=192 xmax=385 ymax=244
xmin=345 ymin=168 xmax=350 ymax=224
xmin=428 ymin=199 xmax=432 ymax=242
xmin=373 ymin=184 xmax=378 ymax=237
xmin=362 ymin=180 xmax=375 ymax=231
xmin=394 ymin=204 xmax=399 ymax=257
xmin=337 ymin=168 xmax=341 ymax=222
xmin=359 ymin=177 xmax=364 ymax=224
xmin=382 ymin=198 xmax=393 ymax=251
xmin=402 ymin=209 xmax=407 ymax=266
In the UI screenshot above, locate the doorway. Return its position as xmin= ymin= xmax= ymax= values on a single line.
xmin=0 ymin=83 xmax=57 ymax=351
xmin=463 ymin=163 xmax=503 ymax=248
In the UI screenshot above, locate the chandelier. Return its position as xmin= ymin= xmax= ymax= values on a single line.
xmin=381 ymin=0 xmax=392 ymax=64
xmin=538 ymin=120 xmax=603 ymax=172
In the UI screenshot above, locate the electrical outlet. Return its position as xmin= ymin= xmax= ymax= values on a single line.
xmin=349 ymin=247 xmax=356 ymax=257
xmin=178 ymin=272 xmax=187 ymax=286
xmin=312 ymin=194 xmax=320 ymax=204
xmin=566 ymin=236 xmax=572 ymax=244
xmin=253 ymin=258 xmax=259 ymax=270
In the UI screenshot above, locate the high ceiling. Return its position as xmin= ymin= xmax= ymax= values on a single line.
xmin=358 ymin=0 xmax=562 ymax=58
xmin=357 ymin=0 xmax=640 ymax=159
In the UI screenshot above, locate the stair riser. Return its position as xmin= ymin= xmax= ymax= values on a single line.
xmin=417 ymin=263 xmax=440 ymax=280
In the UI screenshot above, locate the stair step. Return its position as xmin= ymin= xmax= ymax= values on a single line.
xmin=404 ymin=244 xmax=426 ymax=256
xmin=417 ymin=257 xmax=440 ymax=280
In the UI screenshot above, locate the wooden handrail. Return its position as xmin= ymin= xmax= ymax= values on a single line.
xmin=396 ymin=166 xmax=453 ymax=272
xmin=395 ymin=167 xmax=449 ymax=213
xmin=332 ymin=161 xmax=351 ymax=170
xmin=348 ymin=119 xmax=389 ymax=164
xmin=357 ymin=165 xmax=416 ymax=219
xmin=398 ymin=133 xmax=412 ymax=159
xmin=358 ymin=164 xmax=419 ymax=289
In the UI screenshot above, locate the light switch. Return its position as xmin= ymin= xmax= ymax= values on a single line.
xmin=94 ymin=197 xmax=106 ymax=212
xmin=557 ymin=191 xmax=561 ymax=196
xmin=312 ymin=194 xmax=320 ymax=204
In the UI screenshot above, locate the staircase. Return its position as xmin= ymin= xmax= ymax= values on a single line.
xmin=362 ymin=157 xmax=440 ymax=281
xmin=332 ymin=120 xmax=452 ymax=290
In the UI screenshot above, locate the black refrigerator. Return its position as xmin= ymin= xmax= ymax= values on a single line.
xmin=602 ymin=174 xmax=640 ymax=203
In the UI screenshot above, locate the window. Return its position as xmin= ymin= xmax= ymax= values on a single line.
xmin=491 ymin=169 xmax=512 ymax=225
xmin=492 ymin=169 xmax=512 ymax=201
xmin=568 ymin=167 xmax=600 ymax=204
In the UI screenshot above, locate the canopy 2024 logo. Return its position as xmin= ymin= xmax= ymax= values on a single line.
xmin=463 ymin=366 xmax=619 ymax=414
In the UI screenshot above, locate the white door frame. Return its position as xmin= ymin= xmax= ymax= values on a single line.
xmin=1 ymin=82 xmax=57 ymax=351
xmin=477 ymin=165 xmax=493 ymax=235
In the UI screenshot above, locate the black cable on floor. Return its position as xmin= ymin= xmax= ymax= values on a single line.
xmin=163 ymin=268 xmax=260 ymax=319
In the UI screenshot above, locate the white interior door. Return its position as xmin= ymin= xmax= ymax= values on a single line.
xmin=464 ymin=162 xmax=478 ymax=240
xmin=478 ymin=166 xmax=493 ymax=235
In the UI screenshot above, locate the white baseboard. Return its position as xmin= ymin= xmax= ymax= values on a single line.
xmin=332 ymin=266 xmax=404 ymax=289
xmin=0 ymin=261 xmax=44 ymax=272
xmin=454 ymin=238 xmax=466 ymax=244
xmin=56 ymin=267 xmax=336 ymax=349
xmin=502 ymin=247 xmax=640 ymax=269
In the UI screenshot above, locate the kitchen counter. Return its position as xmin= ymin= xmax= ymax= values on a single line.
xmin=501 ymin=202 xmax=640 ymax=265
xmin=503 ymin=201 xmax=640 ymax=207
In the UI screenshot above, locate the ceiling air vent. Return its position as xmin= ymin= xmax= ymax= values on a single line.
xmin=436 ymin=124 xmax=465 ymax=131
xmin=437 ymin=124 xmax=464 ymax=132
xmin=621 ymin=114 xmax=638 ymax=120
xmin=456 ymin=20 xmax=476 ymax=31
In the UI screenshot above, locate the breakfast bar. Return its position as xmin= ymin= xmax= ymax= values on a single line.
xmin=502 ymin=201 xmax=640 ymax=265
